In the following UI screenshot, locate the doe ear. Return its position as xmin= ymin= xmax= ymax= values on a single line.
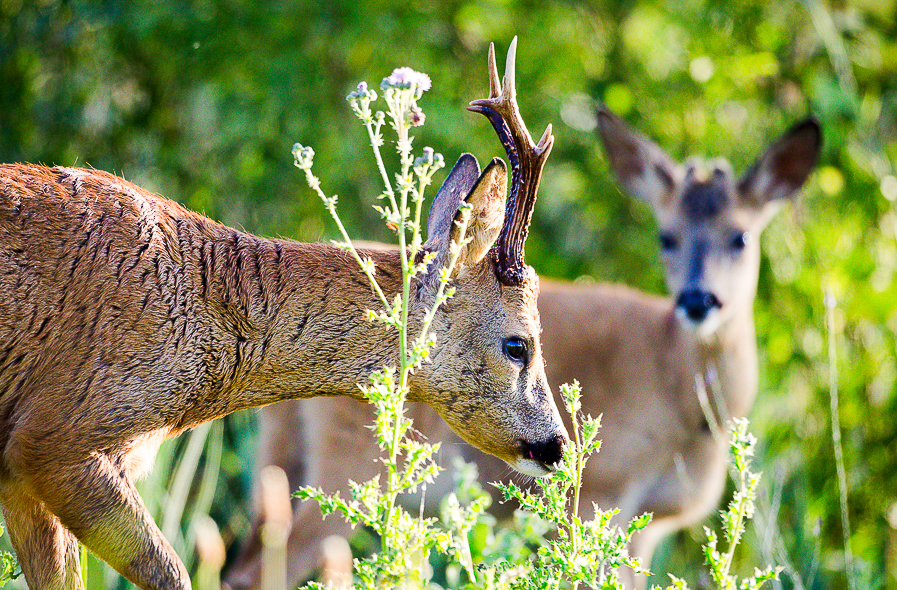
xmin=422 ymin=154 xmax=507 ymax=287
xmin=738 ymin=118 xmax=822 ymax=208
xmin=596 ymin=106 xmax=678 ymax=207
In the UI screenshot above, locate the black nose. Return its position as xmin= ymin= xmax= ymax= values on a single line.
xmin=676 ymin=289 xmax=721 ymax=322
xmin=521 ymin=435 xmax=565 ymax=467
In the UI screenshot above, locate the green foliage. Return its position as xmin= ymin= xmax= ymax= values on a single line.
xmin=702 ymin=420 xmax=779 ymax=590
xmin=486 ymin=381 xmax=648 ymax=590
xmin=0 ymin=524 xmax=20 ymax=587
xmin=431 ymin=392 xmax=775 ymax=590
xmin=654 ymin=420 xmax=780 ymax=590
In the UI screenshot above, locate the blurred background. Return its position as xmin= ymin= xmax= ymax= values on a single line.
xmin=1 ymin=0 xmax=896 ymax=588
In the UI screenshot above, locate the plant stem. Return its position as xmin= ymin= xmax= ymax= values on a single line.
xmin=415 ymin=208 xmax=469 ymax=344
xmin=570 ymin=408 xmax=583 ymax=590
xmin=722 ymin=467 xmax=749 ymax=583
xmin=385 ymin=101 xmax=411 ymax=557
xmin=825 ymin=289 xmax=855 ymax=590
xmin=363 ymin=106 xmax=400 ymax=218
xmin=301 ymin=169 xmax=391 ymax=313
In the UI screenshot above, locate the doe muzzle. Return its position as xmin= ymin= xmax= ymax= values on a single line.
xmin=676 ymin=289 xmax=721 ymax=323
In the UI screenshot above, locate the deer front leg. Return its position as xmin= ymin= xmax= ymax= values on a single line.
xmin=626 ymin=445 xmax=728 ymax=590
xmin=13 ymin=448 xmax=190 ymax=590
xmin=0 ymin=484 xmax=83 ymax=590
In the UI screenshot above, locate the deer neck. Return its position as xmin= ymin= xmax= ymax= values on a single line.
xmin=179 ymin=230 xmax=402 ymax=427
xmin=680 ymin=304 xmax=759 ymax=422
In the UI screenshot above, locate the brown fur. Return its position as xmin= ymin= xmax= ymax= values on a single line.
xmin=224 ymin=113 xmax=821 ymax=589
xmin=0 ymin=156 xmax=566 ymax=590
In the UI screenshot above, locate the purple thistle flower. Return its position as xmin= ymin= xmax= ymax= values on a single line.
xmin=380 ymin=67 xmax=432 ymax=92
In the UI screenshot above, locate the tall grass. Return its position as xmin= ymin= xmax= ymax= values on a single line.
xmin=824 ymin=290 xmax=855 ymax=590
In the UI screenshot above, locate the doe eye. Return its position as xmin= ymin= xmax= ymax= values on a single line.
xmin=659 ymin=233 xmax=678 ymax=252
xmin=503 ymin=337 xmax=528 ymax=363
xmin=730 ymin=232 xmax=750 ymax=251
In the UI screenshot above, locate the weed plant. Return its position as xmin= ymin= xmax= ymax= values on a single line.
xmin=654 ymin=419 xmax=781 ymax=590
xmin=0 ymin=524 xmax=19 ymax=587
xmin=292 ymin=65 xmax=461 ymax=589
xmin=478 ymin=381 xmax=649 ymax=590
xmin=438 ymin=394 xmax=780 ymax=590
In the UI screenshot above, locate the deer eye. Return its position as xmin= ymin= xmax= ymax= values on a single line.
xmin=503 ymin=337 xmax=528 ymax=363
xmin=730 ymin=231 xmax=750 ymax=251
xmin=659 ymin=233 xmax=678 ymax=252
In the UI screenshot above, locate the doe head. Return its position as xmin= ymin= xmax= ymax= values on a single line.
xmin=597 ymin=108 xmax=821 ymax=336
xmin=408 ymin=39 xmax=567 ymax=477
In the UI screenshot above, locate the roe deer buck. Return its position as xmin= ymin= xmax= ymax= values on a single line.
xmin=0 ymin=40 xmax=568 ymax=590
xmin=224 ymin=110 xmax=821 ymax=590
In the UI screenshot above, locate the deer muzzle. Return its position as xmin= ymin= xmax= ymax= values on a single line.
xmin=513 ymin=434 xmax=566 ymax=476
xmin=676 ymin=289 xmax=722 ymax=323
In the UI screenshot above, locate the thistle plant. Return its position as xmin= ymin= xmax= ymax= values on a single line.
xmin=460 ymin=399 xmax=779 ymax=590
xmin=292 ymin=67 xmax=470 ymax=589
xmin=0 ymin=524 xmax=19 ymax=588
xmin=656 ymin=418 xmax=781 ymax=590
xmin=482 ymin=381 xmax=650 ymax=590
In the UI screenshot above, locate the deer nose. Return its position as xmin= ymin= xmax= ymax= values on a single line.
xmin=520 ymin=435 xmax=566 ymax=468
xmin=676 ymin=289 xmax=721 ymax=322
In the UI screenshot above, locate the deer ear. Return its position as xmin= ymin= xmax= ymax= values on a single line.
xmin=426 ymin=153 xmax=482 ymax=245
xmin=597 ymin=107 xmax=678 ymax=207
xmin=738 ymin=118 xmax=821 ymax=209
xmin=423 ymin=155 xmax=506 ymax=287
xmin=450 ymin=157 xmax=506 ymax=266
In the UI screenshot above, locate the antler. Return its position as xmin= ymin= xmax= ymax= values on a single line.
xmin=468 ymin=37 xmax=554 ymax=286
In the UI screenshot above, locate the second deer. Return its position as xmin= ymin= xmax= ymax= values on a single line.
xmin=225 ymin=111 xmax=820 ymax=589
